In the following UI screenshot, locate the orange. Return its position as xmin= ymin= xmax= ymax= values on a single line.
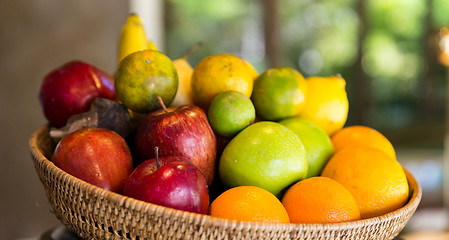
xmin=209 ymin=186 xmax=290 ymax=223
xmin=281 ymin=177 xmax=361 ymax=223
xmin=191 ymin=53 xmax=257 ymax=109
xmin=115 ymin=50 xmax=178 ymax=113
xmin=321 ymin=147 xmax=409 ymax=219
xmin=331 ymin=125 xmax=396 ymax=160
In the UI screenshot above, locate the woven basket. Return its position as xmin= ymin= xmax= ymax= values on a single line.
xmin=30 ymin=125 xmax=422 ymax=240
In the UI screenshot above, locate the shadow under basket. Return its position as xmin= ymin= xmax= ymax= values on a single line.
xmin=29 ymin=125 xmax=422 ymax=240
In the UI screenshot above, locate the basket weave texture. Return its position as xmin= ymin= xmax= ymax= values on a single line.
xmin=30 ymin=125 xmax=422 ymax=240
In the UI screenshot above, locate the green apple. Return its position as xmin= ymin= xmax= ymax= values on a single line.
xmin=208 ymin=90 xmax=255 ymax=137
xmin=251 ymin=67 xmax=307 ymax=121
xmin=218 ymin=121 xmax=308 ymax=196
xmin=279 ymin=117 xmax=333 ymax=178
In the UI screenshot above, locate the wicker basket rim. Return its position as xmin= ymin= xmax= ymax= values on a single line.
xmin=29 ymin=124 xmax=422 ymax=231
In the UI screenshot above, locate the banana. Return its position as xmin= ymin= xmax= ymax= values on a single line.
xmin=118 ymin=14 xmax=158 ymax=63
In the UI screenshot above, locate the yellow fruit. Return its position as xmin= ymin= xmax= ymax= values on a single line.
xmin=171 ymin=43 xmax=202 ymax=107
xmin=242 ymin=58 xmax=259 ymax=80
xmin=171 ymin=58 xmax=194 ymax=106
xmin=146 ymin=40 xmax=159 ymax=52
xmin=282 ymin=177 xmax=361 ymax=223
xmin=321 ymin=146 xmax=409 ymax=219
xmin=118 ymin=14 xmax=151 ymax=63
xmin=191 ymin=53 xmax=257 ymax=109
xmin=299 ymin=75 xmax=349 ymax=136
xmin=210 ymin=186 xmax=290 ymax=223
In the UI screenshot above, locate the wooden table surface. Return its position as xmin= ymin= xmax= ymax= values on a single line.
xmin=400 ymin=230 xmax=449 ymax=240
xmin=40 ymin=225 xmax=449 ymax=240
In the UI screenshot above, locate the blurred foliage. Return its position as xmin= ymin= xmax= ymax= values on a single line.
xmin=165 ymin=0 xmax=449 ymax=146
xmin=165 ymin=0 xmax=262 ymax=68
xmin=433 ymin=0 xmax=449 ymax=28
xmin=278 ymin=0 xmax=359 ymax=76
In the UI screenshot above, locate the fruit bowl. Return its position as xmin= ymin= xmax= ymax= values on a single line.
xmin=30 ymin=125 xmax=422 ymax=240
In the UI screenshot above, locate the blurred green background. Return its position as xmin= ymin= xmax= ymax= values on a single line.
xmin=164 ymin=0 xmax=449 ymax=149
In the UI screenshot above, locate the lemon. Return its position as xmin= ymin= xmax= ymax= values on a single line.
xmin=299 ymin=75 xmax=349 ymax=136
xmin=171 ymin=58 xmax=194 ymax=107
xmin=146 ymin=40 xmax=159 ymax=51
xmin=191 ymin=53 xmax=257 ymax=109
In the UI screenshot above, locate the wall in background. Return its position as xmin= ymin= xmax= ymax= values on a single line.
xmin=0 ymin=1 xmax=127 ymax=239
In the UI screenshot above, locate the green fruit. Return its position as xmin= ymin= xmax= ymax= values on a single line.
xmin=219 ymin=121 xmax=308 ymax=196
xmin=251 ymin=67 xmax=307 ymax=121
xmin=115 ymin=50 xmax=178 ymax=113
xmin=279 ymin=117 xmax=333 ymax=178
xmin=208 ymin=90 xmax=255 ymax=137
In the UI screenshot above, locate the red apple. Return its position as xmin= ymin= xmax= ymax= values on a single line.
xmin=134 ymin=98 xmax=217 ymax=185
xmin=39 ymin=61 xmax=117 ymax=128
xmin=124 ymin=149 xmax=209 ymax=214
xmin=52 ymin=128 xmax=133 ymax=193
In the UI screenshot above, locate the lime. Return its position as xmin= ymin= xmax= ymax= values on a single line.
xmin=251 ymin=67 xmax=307 ymax=121
xmin=279 ymin=117 xmax=333 ymax=178
xmin=208 ymin=91 xmax=255 ymax=137
xmin=115 ymin=50 xmax=178 ymax=113
xmin=219 ymin=121 xmax=308 ymax=196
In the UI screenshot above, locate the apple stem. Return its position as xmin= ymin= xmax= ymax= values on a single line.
xmin=157 ymin=96 xmax=169 ymax=113
xmin=155 ymin=147 xmax=160 ymax=169
xmin=182 ymin=41 xmax=203 ymax=60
